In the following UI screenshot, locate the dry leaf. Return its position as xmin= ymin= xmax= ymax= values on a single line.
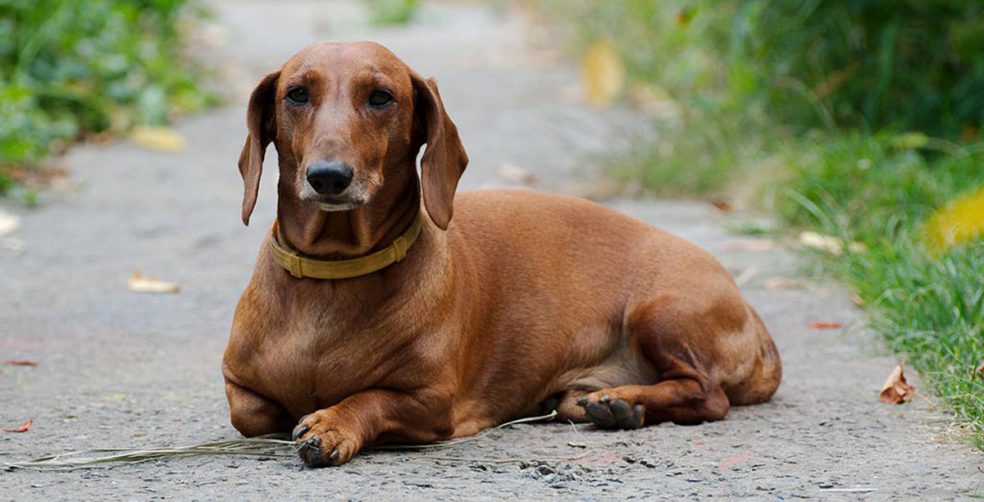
xmin=849 ymin=294 xmax=865 ymax=307
xmin=4 ymin=359 xmax=39 ymax=367
xmin=733 ymin=266 xmax=757 ymax=287
xmin=764 ymin=277 xmax=802 ymax=290
xmin=130 ymin=126 xmax=186 ymax=152
xmin=497 ymin=163 xmax=537 ymax=186
xmin=809 ymin=321 xmax=842 ymax=330
xmin=581 ymin=39 xmax=625 ymax=107
xmin=128 ymin=270 xmax=181 ymax=294
xmin=975 ymin=362 xmax=984 ymax=380
xmin=724 ymin=238 xmax=776 ymax=253
xmin=4 ymin=418 xmax=32 ymax=433
xmin=798 ymin=231 xmax=866 ymax=255
xmin=709 ymin=198 xmax=734 ymax=213
xmin=0 ymin=209 xmax=20 ymax=238
xmin=880 ymin=361 xmax=916 ymax=404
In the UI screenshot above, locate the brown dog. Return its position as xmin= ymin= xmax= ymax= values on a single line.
xmin=222 ymin=41 xmax=781 ymax=467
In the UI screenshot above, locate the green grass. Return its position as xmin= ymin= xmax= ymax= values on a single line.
xmin=0 ymin=0 xmax=213 ymax=193
xmin=779 ymin=133 xmax=984 ymax=445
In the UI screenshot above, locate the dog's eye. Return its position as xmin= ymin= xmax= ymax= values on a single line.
xmin=285 ymin=87 xmax=309 ymax=105
xmin=368 ymin=90 xmax=394 ymax=108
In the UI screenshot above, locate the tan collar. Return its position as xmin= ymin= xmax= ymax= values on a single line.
xmin=269 ymin=214 xmax=423 ymax=279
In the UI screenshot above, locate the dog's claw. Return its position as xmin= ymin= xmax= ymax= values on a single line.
xmin=298 ymin=436 xmax=323 ymax=466
xmin=585 ymin=401 xmax=616 ymax=428
xmin=609 ymin=398 xmax=631 ymax=418
xmin=582 ymin=396 xmax=646 ymax=430
xmin=292 ymin=424 xmax=310 ymax=441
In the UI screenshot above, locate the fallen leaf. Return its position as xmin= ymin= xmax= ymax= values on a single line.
xmin=733 ymin=266 xmax=757 ymax=287
xmin=4 ymin=359 xmax=39 ymax=367
xmin=130 ymin=126 xmax=186 ymax=152
xmin=809 ymin=321 xmax=842 ymax=330
xmin=128 ymin=270 xmax=181 ymax=294
xmin=764 ymin=277 xmax=803 ymax=290
xmin=709 ymin=198 xmax=733 ymax=213
xmin=798 ymin=231 xmax=866 ymax=255
xmin=798 ymin=231 xmax=842 ymax=254
xmin=496 ymin=163 xmax=537 ymax=186
xmin=0 ymin=209 xmax=20 ymax=238
xmin=922 ymin=186 xmax=984 ymax=252
xmin=975 ymin=362 xmax=984 ymax=380
xmin=723 ymin=238 xmax=776 ymax=253
xmin=880 ymin=361 xmax=916 ymax=404
xmin=581 ymin=39 xmax=625 ymax=107
xmin=849 ymin=293 xmax=865 ymax=307
xmin=4 ymin=418 xmax=32 ymax=433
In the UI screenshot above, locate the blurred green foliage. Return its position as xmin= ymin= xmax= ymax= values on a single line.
xmin=559 ymin=0 xmax=984 ymax=137
xmin=726 ymin=1 xmax=984 ymax=136
xmin=0 ymin=0 xmax=210 ymax=190
xmin=363 ymin=0 xmax=419 ymax=26
xmin=780 ymin=134 xmax=984 ymax=444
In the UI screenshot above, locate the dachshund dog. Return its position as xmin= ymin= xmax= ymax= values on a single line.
xmin=222 ymin=41 xmax=781 ymax=467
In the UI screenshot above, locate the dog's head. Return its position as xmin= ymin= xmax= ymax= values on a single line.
xmin=238 ymin=41 xmax=468 ymax=230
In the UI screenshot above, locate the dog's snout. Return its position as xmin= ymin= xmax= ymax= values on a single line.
xmin=306 ymin=160 xmax=354 ymax=195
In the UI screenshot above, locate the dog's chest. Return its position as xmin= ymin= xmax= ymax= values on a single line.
xmin=234 ymin=286 xmax=422 ymax=414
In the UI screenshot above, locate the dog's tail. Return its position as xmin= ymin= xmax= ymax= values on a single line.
xmin=726 ymin=306 xmax=782 ymax=406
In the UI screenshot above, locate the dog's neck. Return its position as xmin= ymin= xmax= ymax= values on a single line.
xmin=275 ymin=166 xmax=421 ymax=260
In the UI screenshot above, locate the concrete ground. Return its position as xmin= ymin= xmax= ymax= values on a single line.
xmin=1 ymin=1 xmax=981 ymax=500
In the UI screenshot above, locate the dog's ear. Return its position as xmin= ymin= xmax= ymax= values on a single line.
xmin=411 ymin=72 xmax=468 ymax=230
xmin=238 ymin=71 xmax=280 ymax=226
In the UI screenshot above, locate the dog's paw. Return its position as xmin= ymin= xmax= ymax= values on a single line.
xmin=291 ymin=411 xmax=360 ymax=467
xmin=576 ymin=394 xmax=645 ymax=430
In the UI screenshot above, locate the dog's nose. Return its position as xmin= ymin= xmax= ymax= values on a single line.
xmin=306 ymin=160 xmax=353 ymax=195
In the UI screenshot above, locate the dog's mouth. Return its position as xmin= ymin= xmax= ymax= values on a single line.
xmin=299 ymin=189 xmax=367 ymax=212
xmin=311 ymin=197 xmax=365 ymax=211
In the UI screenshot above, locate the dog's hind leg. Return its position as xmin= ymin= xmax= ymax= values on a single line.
xmin=575 ymin=292 xmax=759 ymax=429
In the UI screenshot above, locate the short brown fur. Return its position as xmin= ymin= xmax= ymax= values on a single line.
xmin=223 ymin=41 xmax=781 ymax=466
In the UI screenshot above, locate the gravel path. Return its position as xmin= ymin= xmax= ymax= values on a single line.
xmin=1 ymin=1 xmax=981 ymax=499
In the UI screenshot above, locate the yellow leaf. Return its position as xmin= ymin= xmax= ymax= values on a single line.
xmin=130 ymin=126 xmax=186 ymax=152
xmin=128 ymin=270 xmax=181 ymax=294
xmin=923 ymin=186 xmax=984 ymax=252
xmin=581 ymin=39 xmax=625 ymax=107
xmin=889 ymin=132 xmax=928 ymax=150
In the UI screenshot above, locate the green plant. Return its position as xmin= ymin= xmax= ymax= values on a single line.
xmin=363 ymin=0 xmax=419 ymax=26
xmin=779 ymin=133 xmax=984 ymax=444
xmin=0 ymin=0 xmax=211 ymax=190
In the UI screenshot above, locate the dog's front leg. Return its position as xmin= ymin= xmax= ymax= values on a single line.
xmin=291 ymin=388 xmax=451 ymax=466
